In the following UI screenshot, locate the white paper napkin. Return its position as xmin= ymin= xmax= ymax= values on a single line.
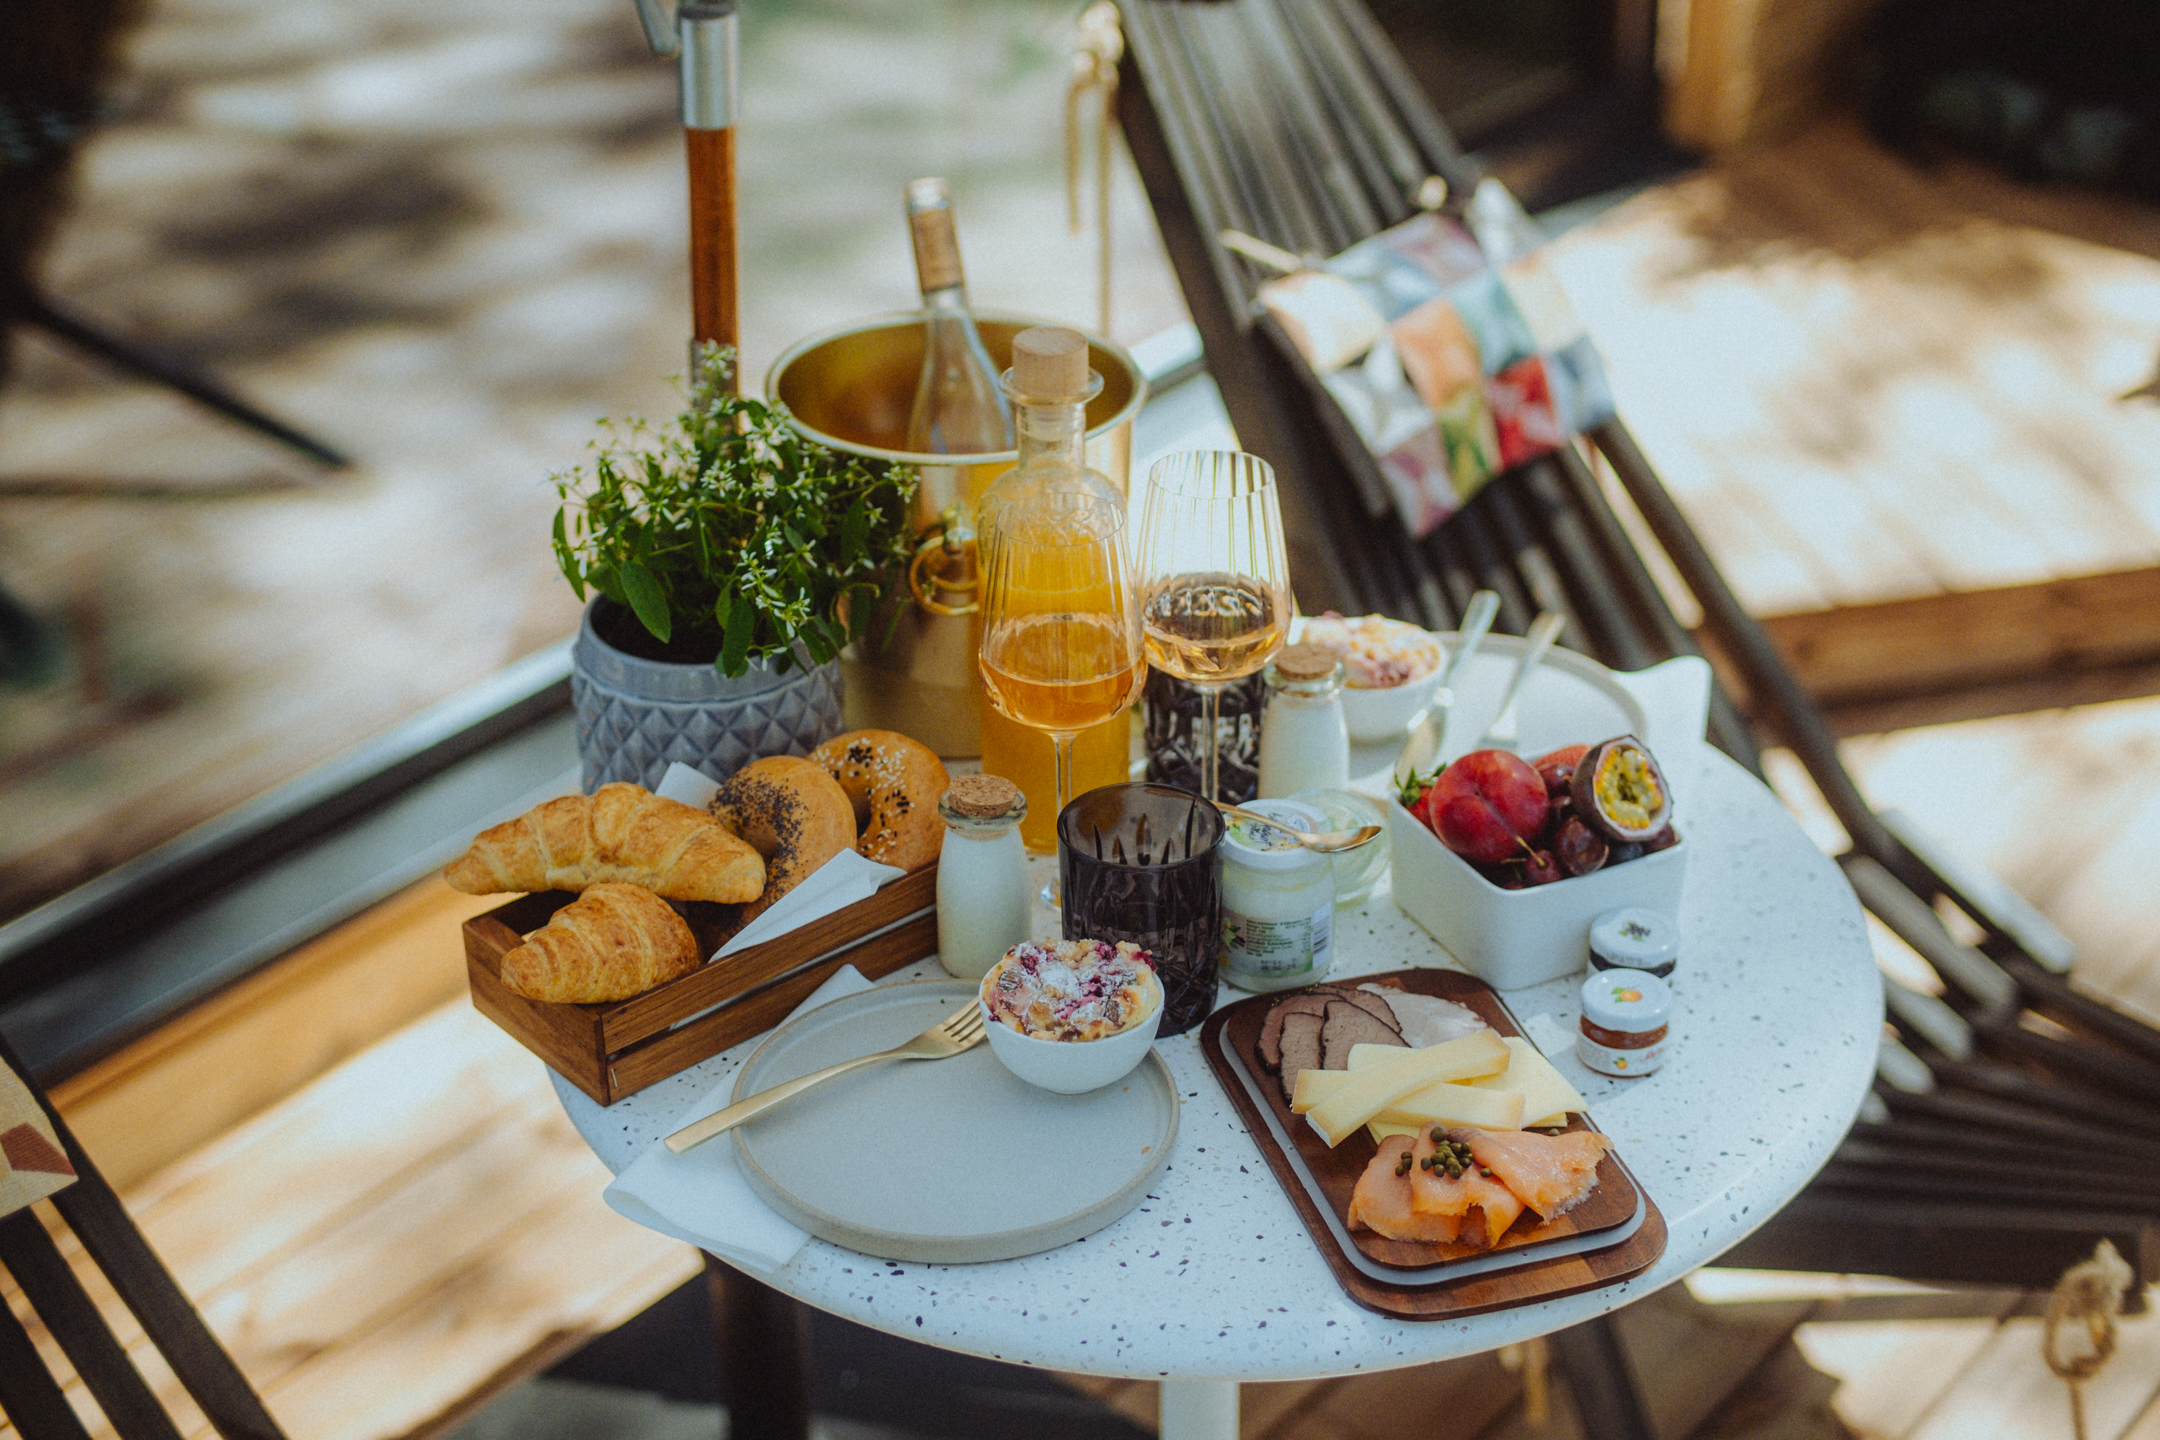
xmin=602 ymin=964 xmax=877 ymax=1273
xmin=653 ymin=760 xmax=908 ymax=961
xmin=654 ymin=760 xmax=724 ymax=809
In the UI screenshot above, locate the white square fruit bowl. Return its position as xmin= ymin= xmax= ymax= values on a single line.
xmin=1385 ymin=798 xmax=1689 ymax=989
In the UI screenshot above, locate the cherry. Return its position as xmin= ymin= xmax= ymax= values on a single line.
xmin=1553 ymin=815 xmax=1610 ymax=876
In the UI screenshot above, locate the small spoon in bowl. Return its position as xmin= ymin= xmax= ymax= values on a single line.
xmin=1213 ymin=802 xmax=1382 ymax=853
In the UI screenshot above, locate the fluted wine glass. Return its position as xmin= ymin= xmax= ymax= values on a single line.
xmin=1135 ymin=451 xmax=1292 ymax=802
xmin=976 ymin=474 xmax=1148 ymax=903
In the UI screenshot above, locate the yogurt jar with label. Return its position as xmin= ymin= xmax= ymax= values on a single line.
xmin=1219 ymin=798 xmax=1336 ymax=992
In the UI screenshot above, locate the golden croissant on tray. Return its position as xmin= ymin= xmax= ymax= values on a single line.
xmin=444 ymin=782 xmax=764 ymax=903
xmin=498 ymin=883 xmax=702 ymax=1003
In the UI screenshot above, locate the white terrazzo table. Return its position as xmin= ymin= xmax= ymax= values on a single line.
xmin=553 ymin=750 xmax=1880 ymax=1431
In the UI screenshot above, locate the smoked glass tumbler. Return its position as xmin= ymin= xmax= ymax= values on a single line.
xmin=1058 ymin=783 xmax=1226 ymax=1037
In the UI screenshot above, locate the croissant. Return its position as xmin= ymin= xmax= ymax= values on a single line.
xmin=498 ymin=883 xmax=701 ymax=1003
xmin=445 ymin=783 xmax=764 ymax=903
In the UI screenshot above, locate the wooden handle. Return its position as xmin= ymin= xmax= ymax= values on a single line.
xmin=686 ymin=125 xmax=739 ymax=364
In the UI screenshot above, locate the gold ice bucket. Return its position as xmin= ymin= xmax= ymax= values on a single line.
xmin=766 ymin=313 xmax=1147 ymax=756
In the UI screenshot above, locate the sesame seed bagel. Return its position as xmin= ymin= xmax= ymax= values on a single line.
xmin=810 ymin=728 xmax=950 ymax=873
xmin=707 ymin=755 xmax=857 ymax=923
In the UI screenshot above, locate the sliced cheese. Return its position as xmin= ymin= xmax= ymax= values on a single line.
xmin=1308 ymin=1071 xmax=1527 ymax=1129
xmin=1463 ymin=1036 xmax=1586 ymax=1126
xmin=1290 ymin=1067 xmax=1349 ymax=1113
xmin=1302 ymin=1029 xmax=1511 ymax=1146
xmin=1345 ymin=1039 xmax=1508 ymax=1079
xmin=1369 ymin=1121 xmax=1420 ymax=1142
xmin=1379 ymin=1083 xmax=1525 ymax=1130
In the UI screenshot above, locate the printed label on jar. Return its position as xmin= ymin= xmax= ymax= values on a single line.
xmin=1223 ymin=904 xmax=1333 ymax=980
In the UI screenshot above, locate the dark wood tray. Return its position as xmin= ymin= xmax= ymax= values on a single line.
xmin=1200 ymin=968 xmax=1666 ymax=1319
xmin=466 ymin=863 xmax=938 ymax=1106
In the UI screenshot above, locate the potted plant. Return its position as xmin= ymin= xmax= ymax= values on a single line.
xmin=553 ymin=348 xmax=918 ymax=789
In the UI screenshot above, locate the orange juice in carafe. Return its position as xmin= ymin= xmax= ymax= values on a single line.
xmin=980 ymin=707 xmax=1128 ymax=853
xmin=973 ymin=329 xmax=1140 ymax=853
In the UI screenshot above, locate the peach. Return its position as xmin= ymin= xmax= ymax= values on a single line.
xmin=1425 ymin=749 xmax=1549 ymax=865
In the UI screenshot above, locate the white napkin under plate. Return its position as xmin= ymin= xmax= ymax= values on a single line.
xmin=653 ymin=760 xmax=907 ymax=961
xmin=603 ymin=963 xmax=876 ymax=1273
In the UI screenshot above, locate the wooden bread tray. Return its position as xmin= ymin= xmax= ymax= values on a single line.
xmin=1201 ymin=968 xmax=1666 ymax=1320
xmin=465 ymin=863 xmax=939 ymax=1106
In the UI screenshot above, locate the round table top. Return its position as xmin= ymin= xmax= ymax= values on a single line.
xmin=556 ymin=750 xmax=1879 ymax=1383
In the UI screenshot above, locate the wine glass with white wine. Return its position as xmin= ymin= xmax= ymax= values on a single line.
xmin=1135 ymin=451 xmax=1292 ymax=802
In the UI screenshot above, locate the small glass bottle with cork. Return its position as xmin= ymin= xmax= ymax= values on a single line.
xmin=1255 ymin=641 xmax=1350 ymax=798
xmin=935 ymin=774 xmax=1031 ymax=980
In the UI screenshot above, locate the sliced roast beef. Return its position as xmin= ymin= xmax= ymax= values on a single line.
xmin=1257 ymin=992 xmax=1339 ymax=1072
xmin=1321 ymin=998 xmax=1408 ymax=1070
xmin=1276 ymin=1011 xmax=1325 ymax=1105
xmin=1324 ymin=985 xmax=1404 ymax=1034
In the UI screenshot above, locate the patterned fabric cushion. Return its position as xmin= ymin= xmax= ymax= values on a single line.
xmin=1 ymin=1063 xmax=75 ymax=1219
xmin=1257 ymin=179 xmax=1616 ymax=536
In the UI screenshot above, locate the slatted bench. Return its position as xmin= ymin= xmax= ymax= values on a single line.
xmin=2 ymin=878 xmax=701 ymax=1440
xmin=1113 ymin=0 xmax=2160 ymax=1296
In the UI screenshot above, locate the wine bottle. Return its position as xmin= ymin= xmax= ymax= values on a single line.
xmin=903 ymin=178 xmax=1015 ymax=455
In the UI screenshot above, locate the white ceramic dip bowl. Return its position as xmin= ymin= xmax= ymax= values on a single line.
xmin=978 ymin=948 xmax=1165 ymax=1095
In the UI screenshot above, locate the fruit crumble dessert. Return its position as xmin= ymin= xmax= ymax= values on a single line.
xmin=982 ymin=939 xmax=1161 ymax=1042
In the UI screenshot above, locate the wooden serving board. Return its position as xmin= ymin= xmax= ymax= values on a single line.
xmin=1200 ymin=968 xmax=1666 ymax=1319
xmin=465 ymin=863 xmax=939 ymax=1106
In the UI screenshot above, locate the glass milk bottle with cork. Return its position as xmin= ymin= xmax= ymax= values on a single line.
xmin=1255 ymin=642 xmax=1349 ymax=798
xmin=936 ymin=774 xmax=1031 ymax=979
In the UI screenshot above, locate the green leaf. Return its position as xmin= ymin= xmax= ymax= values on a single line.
xmin=619 ymin=560 xmax=671 ymax=642
xmin=840 ymin=499 xmax=870 ymax=570
xmin=552 ymin=509 xmax=585 ymax=600
xmin=720 ymin=589 xmax=756 ymax=676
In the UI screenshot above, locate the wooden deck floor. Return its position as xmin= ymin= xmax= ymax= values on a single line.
xmin=1548 ymin=116 xmax=2160 ymax=618
xmin=0 ymin=0 xmax=1189 ymax=923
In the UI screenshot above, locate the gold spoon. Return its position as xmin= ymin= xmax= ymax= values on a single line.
xmin=1213 ymin=802 xmax=1382 ymax=853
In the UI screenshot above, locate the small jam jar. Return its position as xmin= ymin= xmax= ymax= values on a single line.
xmin=1588 ymin=907 xmax=1680 ymax=981
xmin=1576 ymin=968 xmax=1671 ymax=1077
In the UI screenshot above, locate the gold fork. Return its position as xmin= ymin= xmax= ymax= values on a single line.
xmin=664 ymin=1003 xmax=988 ymax=1153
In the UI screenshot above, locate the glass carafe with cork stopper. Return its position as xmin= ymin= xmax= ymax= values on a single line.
xmin=976 ymin=328 xmax=1136 ymax=853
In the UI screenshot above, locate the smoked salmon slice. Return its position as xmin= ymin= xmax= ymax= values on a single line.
xmin=1347 ymin=1136 xmax=1461 ymax=1243
xmin=1458 ymin=1126 xmax=1613 ymax=1219
xmin=1407 ymin=1128 xmax=1522 ymax=1248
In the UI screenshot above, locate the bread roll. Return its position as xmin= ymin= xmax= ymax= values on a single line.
xmin=708 ymin=755 xmax=857 ymax=924
xmin=444 ymin=784 xmax=763 ymax=903
xmin=809 ymin=728 xmax=949 ymax=872
xmin=498 ymin=883 xmax=701 ymax=1003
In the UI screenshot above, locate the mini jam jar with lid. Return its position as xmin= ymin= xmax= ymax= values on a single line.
xmin=1588 ymin=907 xmax=1680 ymax=980
xmin=1219 ymin=797 xmax=1336 ymax=992
xmin=1576 ymin=968 xmax=1671 ymax=1077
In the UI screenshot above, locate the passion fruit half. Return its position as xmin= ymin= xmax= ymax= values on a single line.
xmin=1569 ymin=735 xmax=1673 ymax=844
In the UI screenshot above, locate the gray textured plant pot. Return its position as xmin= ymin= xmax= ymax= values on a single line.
xmin=571 ymin=602 xmax=844 ymax=792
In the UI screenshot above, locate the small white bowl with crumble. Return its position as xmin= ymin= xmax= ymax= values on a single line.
xmin=978 ymin=939 xmax=1164 ymax=1094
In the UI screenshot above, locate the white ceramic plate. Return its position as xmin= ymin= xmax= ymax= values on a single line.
xmin=730 ymin=980 xmax=1179 ymax=1264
